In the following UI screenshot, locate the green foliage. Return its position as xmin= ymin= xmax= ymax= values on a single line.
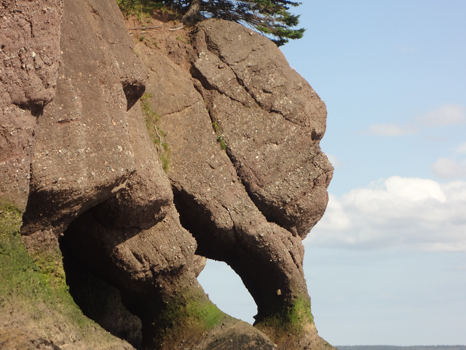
xmin=141 ymin=93 xmax=171 ymax=171
xmin=116 ymin=0 xmax=166 ymax=18
xmin=160 ymin=0 xmax=305 ymax=45
xmin=212 ymin=120 xmax=219 ymax=133
xmin=212 ymin=121 xmax=227 ymax=150
xmin=217 ymin=135 xmax=227 ymax=150
xmin=115 ymin=0 xmax=304 ymax=45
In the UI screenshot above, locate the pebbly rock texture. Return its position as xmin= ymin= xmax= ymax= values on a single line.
xmin=0 ymin=0 xmax=63 ymax=211
xmin=20 ymin=0 xmax=148 ymax=236
xmin=137 ymin=18 xmax=333 ymax=350
xmin=192 ymin=20 xmax=332 ymax=238
xmin=0 ymin=1 xmax=334 ymax=350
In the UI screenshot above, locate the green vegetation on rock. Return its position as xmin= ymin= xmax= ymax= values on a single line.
xmin=212 ymin=121 xmax=227 ymax=151
xmin=142 ymin=93 xmax=171 ymax=171
xmin=159 ymin=291 xmax=225 ymax=331
xmin=0 ymin=203 xmax=119 ymax=347
xmin=117 ymin=0 xmax=167 ymax=18
xmin=256 ymin=295 xmax=314 ymax=339
xmin=116 ymin=0 xmax=304 ymax=46
xmin=149 ymin=288 xmax=227 ymax=348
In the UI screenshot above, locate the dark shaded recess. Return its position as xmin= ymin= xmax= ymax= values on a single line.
xmin=22 ymin=182 xmax=118 ymax=236
xmin=17 ymin=102 xmax=45 ymax=117
xmin=190 ymin=66 xmax=216 ymax=92
xmin=122 ymin=80 xmax=146 ymax=111
xmin=60 ymin=208 xmax=143 ymax=349
xmin=172 ymin=186 xmax=292 ymax=323
xmin=61 ymin=203 xmax=187 ymax=350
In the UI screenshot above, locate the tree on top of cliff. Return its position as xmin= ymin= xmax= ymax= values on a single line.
xmin=167 ymin=0 xmax=305 ymax=46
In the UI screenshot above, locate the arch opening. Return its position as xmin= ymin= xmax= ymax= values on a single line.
xmin=197 ymin=259 xmax=257 ymax=325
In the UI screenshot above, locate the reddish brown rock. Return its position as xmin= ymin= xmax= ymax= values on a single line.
xmin=138 ymin=18 xmax=334 ymax=350
xmin=0 ymin=0 xmax=63 ymax=211
xmin=1 ymin=2 xmax=334 ymax=350
xmin=193 ymin=19 xmax=333 ymax=238
xmin=21 ymin=0 xmax=148 ymax=235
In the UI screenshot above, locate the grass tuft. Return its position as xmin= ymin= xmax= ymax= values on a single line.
xmin=212 ymin=121 xmax=227 ymax=151
xmin=141 ymin=93 xmax=171 ymax=171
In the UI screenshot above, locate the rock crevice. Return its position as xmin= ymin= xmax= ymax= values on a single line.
xmin=0 ymin=3 xmax=334 ymax=350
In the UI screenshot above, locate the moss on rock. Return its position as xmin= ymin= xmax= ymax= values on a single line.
xmin=0 ymin=203 xmax=131 ymax=349
xmin=255 ymin=295 xmax=317 ymax=347
xmin=148 ymin=288 xmax=227 ymax=349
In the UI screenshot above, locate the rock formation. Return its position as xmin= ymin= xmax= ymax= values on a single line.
xmin=0 ymin=1 xmax=334 ymax=350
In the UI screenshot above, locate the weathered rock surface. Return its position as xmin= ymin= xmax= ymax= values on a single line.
xmin=0 ymin=2 xmax=334 ymax=350
xmin=137 ymin=18 xmax=333 ymax=350
xmin=0 ymin=0 xmax=62 ymax=211
xmin=193 ymin=20 xmax=332 ymax=238
xmin=21 ymin=0 xmax=148 ymax=235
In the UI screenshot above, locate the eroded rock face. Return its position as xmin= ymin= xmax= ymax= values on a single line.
xmin=1 ymin=2 xmax=334 ymax=350
xmin=139 ymin=18 xmax=333 ymax=350
xmin=193 ymin=20 xmax=333 ymax=238
xmin=21 ymin=0 xmax=148 ymax=235
xmin=0 ymin=0 xmax=63 ymax=211
xmin=0 ymin=0 xmax=62 ymax=108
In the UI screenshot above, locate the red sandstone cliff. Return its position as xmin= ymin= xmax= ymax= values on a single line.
xmin=0 ymin=1 xmax=333 ymax=350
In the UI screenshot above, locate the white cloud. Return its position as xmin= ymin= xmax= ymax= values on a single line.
xmin=416 ymin=104 xmax=466 ymax=127
xmin=362 ymin=104 xmax=466 ymax=137
xmin=305 ymin=176 xmax=466 ymax=251
xmin=363 ymin=123 xmax=417 ymax=136
xmin=432 ymin=158 xmax=466 ymax=178
xmin=455 ymin=142 xmax=466 ymax=154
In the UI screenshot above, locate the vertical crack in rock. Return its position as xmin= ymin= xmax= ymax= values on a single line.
xmin=139 ymin=42 xmax=312 ymax=335
xmin=179 ymin=19 xmax=335 ymax=350
xmin=2 ymin=1 xmax=336 ymax=349
xmin=192 ymin=19 xmax=334 ymax=239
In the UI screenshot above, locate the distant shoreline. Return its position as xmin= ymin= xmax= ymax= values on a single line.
xmin=337 ymin=346 xmax=466 ymax=350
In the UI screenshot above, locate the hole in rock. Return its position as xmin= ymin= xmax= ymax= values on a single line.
xmin=198 ymin=259 xmax=256 ymax=324
xmin=60 ymin=217 xmax=143 ymax=349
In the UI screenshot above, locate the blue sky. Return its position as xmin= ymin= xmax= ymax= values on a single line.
xmin=199 ymin=0 xmax=466 ymax=346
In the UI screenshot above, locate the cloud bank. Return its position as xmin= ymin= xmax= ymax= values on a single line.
xmin=416 ymin=104 xmax=466 ymax=126
xmin=363 ymin=123 xmax=417 ymax=136
xmin=432 ymin=141 xmax=466 ymax=179
xmin=362 ymin=104 xmax=466 ymax=136
xmin=305 ymin=176 xmax=466 ymax=251
xmin=432 ymin=158 xmax=466 ymax=178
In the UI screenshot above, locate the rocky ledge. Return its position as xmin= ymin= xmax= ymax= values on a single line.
xmin=0 ymin=1 xmax=334 ymax=350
